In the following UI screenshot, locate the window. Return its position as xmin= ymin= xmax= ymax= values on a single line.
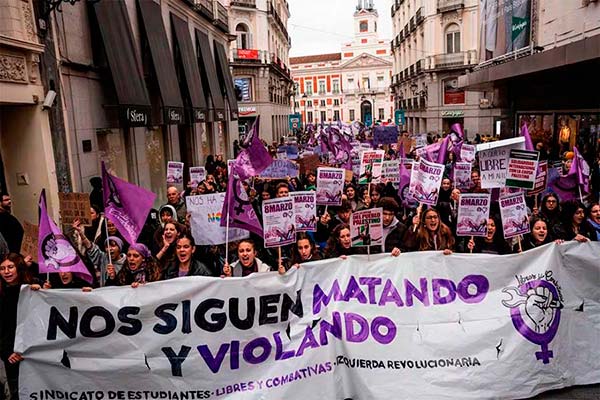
xmin=334 ymin=110 xmax=340 ymax=121
xmin=332 ymin=80 xmax=340 ymax=93
xmin=307 ymin=100 xmax=312 ymax=108
xmin=445 ymin=24 xmax=461 ymax=54
xmin=235 ymin=23 xmax=251 ymax=50
xmin=349 ymin=109 xmax=355 ymax=121
xmin=378 ymin=108 xmax=385 ymax=121
xmin=359 ymin=20 xmax=368 ymax=32
xmin=305 ymin=81 xmax=313 ymax=95
xmin=234 ymin=78 xmax=252 ymax=102
xmin=307 ymin=111 xmax=313 ymax=122
xmin=362 ymin=77 xmax=370 ymax=89
xmin=348 ymin=78 xmax=354 ymax=88
xmin=318 ymin=80 xmax=326 ymax=94
xmin=294 ymin=101 xmax=299 ymax=109
xmin=320 ymin=100 xmax=326 ymax=107
xmin=320 ymin=111 xmax=327 ymax=121
xmin=377 ymin=76 xmax=385 ymax=86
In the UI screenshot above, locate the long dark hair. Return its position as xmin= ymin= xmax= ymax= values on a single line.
xmin=291 ymin=233 xmax=320 ymax=264
xmin=324 ymin=224 xmax=351 ymax=258
xmin=416 ymin=208 xmax=455 ymax=251
xmin=0 ymin=253 xmax=33 ymax=289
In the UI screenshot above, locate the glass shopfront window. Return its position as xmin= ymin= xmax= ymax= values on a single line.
xmin=145 ymin=127 xmax=167 ymax=206
xmin=97 ymin=129 xmax=129 ymax=180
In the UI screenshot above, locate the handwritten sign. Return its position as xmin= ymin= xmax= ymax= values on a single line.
xmin=382 ymin=160 xmax=401 ymax=186
xmin=58 ymin=193 xmax=92 ymax=225
xmin=478 ymin=140 xmax=524 ymax=189
xmin=20 ymin=221 xmax=39 ymax=262
xmin=373 ymin=126 xmax=399 ymax=145
xmin=258 ymin=160 xmax=299 ymax=179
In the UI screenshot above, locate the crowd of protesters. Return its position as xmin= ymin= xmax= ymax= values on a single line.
xmin=1 ymin=124 xmax=599 ymax=399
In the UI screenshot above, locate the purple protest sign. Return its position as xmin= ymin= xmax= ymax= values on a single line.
xmin=456 ymin=193 xmax=491 ymax=237
xmin=453 ymin=162 xmax=472 ymax=191
xmin=408 ymin=159 xmax=445 ymax=206
xmin=291 ymin=191 xmax=317 ymax=232
xmin=499 ymin=192 xmax=530 ymax=239
xmin=316 ymin=167 xmax=344 ymax=206
xmin=262 ymin=197 xmax=295 ymax=248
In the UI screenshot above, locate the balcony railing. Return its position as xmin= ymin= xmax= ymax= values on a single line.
xmin=231 ymin=0 xmax=256 ymax=8
xmin=194 ymin=0 xmax=214 ymax=19
xmin=409 ymin=16 xmax=415 ymax=32
xmin=416 ymin=7 xmax=424 ymax=24
xmin=213 ymin=1 xmax=228 ymax=33
xmin=231 ymin=48 xmax=269 ymax=64
xmin=268 ymin=1 xmax=290 ymax=43
xmin=345 ymin=87 xmax=387 ymax=96
xmin=425 ymin=51 xmax=477 ymax=70
xmin=403 ymin=25 xmax=409 ymax=38
xmin=437 ymin=0 xmax=464 ymax=13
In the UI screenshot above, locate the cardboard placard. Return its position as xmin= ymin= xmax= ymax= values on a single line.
xmin=20 ymin=221 xmax=39 ymax=262
xmin=58 ymin=192 xmax=92 ymax=226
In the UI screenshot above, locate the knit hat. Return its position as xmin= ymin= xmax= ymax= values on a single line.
xmin=106 ymin=236 xmax=123 ymax=250
xmin=129 ymin=243 xmax=151 ymax=259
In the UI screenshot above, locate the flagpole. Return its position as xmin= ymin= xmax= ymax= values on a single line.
xmin=103 ymin=215 xmax=111 ymax=287
xmin=225 ymin=214 xmax=230 ymax=265
xmin=578 ymin=185 xmax=583 ymax=204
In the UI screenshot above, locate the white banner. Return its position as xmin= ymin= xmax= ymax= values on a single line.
xmin=186 ymin=194 xmax=248 ymax=245
xmin=16 ymin=243 xmax=600 ymax=399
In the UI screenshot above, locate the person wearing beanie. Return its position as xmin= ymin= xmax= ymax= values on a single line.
xmin=106 ymin=243 xmax=161 ymax=287
xmin=73 ymin=220 xmax=126 ymax=283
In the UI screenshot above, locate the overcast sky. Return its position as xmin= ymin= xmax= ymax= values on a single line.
xmin=288 ymin=0 xmax=394 ymax=57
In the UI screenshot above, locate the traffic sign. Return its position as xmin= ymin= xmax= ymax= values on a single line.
xmin=394 ymin=109 xmax=405 ymax=126
xmin=288 ymin=114 xmax=302 ymax=131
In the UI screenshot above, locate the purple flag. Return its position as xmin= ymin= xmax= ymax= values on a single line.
xmin=329 ymin=126 xmax=353 ymax=170
xmin=37 ymin=190 xmax=93 ymax=283
xmin=398 ymin=161 xmax=417 ymax=208
xmin=437 ymin=135 xmax=452 ymax=164
xmin=220 ymin=174 xmax=263 ymax=236
xmin=450 ymin=123 xmax=464 ymax=140
xmin=521 ymin=123 xmax=534 ymax=151
xmin=102 ymin=162 xmax=156 ymax=244
xmin=233 ymin=117 xmax=273 ymax=180
xmin=547 ymin=167 xmax=578 ymax=202
xmin=570 ymin=146 xmax=590 ymax=194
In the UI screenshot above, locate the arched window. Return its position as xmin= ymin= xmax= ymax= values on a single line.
xmin=445 ymin=24 xmax=461 ymax=54
xmin=235 ymin=23 xmax=251 ymax=50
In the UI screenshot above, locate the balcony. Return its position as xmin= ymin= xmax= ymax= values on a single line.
xmin=437 ymin=0 xmax=464 ymax=13
xmin=410 ymin=16 xmax=416 ymax=32
xmin=268 ymin=1 xmax=290 ymax=43
xmin=231 ymin=0 xmax=256 ymax=8
xmin=403 ymin=25 xmax=409 ymax=38
xmin=231 ymin=48 xmax=269 ymax=64
xmin=416 ymin=7 xmax=424 ymax=25
xmin=193 ymin=0 xmax=213 ymax=20
xmin=415 ymin=59 xmax=422 ymax=75
xmin=270 ymin=53 xmax=291 ymax=79
xmin=425 ymin=51 xmax=477 ymax=71
xmin=213 ymin=1 xmax=229 ymax=33
xmin=345 ymin=87 xmax=387 ymax=96
xmin=409 ymin=64 xmax=415 ymax=77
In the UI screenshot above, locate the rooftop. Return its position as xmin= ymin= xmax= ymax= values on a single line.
xmin=289 ymin=53 xmax=342 ymax=65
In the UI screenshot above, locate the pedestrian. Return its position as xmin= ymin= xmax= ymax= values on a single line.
xmin=0 ymin=192 xmax=23 ymax=254
xmin=164 ymin=186 xmax=187 ymax=224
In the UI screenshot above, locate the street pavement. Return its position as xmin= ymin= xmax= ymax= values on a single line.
xmin=527 ymin=384 xmax=599 ymax=399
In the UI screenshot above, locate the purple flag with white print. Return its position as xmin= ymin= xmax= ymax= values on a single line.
xmin=102 ymin=162 xmax=156 ymax=245
xmin=38 ymin=189 xmax=93 ymax=283
xmin=233 ymin=116 xmax=273 ymax=180
xmin=521 ymin=123 xmax=534 ymax=151
xmin=437 ymin=135 xmax=452 ymax=164
xmin=220 ymin=174 xmax=263 ymax=236
xmin=570 ymin=146 xmax=590 ymax=194
xmin=450 ymin=123 xmax=464 ymax=140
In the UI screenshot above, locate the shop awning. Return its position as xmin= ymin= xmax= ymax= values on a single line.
xmin=92 ymin=0 xmax=151 ymax=126
xmin=195 ymin=29 xmax=226 ymax=122
xmin=214 ymin=40 xmax=239 ymax=120
xmin=137 ymin=0 xmax=184 ymax=124
xmin=171 ymin=14 xmax=208 ymax=123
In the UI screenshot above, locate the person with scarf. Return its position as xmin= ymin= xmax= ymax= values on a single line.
xmin=587 ymin=202 xmax=600 ymax=241
xmin=223 ymin=239 xmax=272 ymax=277
xmin=106 ymin=243 xmax=161 ymax=287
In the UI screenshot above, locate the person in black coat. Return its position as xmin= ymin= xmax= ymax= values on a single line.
xmin=0 ymin=193 xmax=23 ymax=254
xmin=379 ymin=197 xmax=407 ymax=255
xmin=163 ymin=234 xmax=212 ymax=279
xmin=552 ymin=200 xmax=597 ymax=242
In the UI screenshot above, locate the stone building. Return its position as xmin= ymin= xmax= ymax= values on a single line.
xmin=290 ymin=0 xmax=394 ymax=126
xmin=390 ymin=0 xmax=498 ymax=138
xmin=226 ymin=0 xmax=293 ymax=143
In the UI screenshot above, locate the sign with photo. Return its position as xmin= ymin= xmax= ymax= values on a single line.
xmin=350 ymin=208 xmax=383 ymax=247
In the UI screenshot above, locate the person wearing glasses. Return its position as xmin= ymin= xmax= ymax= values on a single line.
xmin=537 ymin=193 xmax=561 ymax=231
xmin=403 ymin=208 xmax=455 ymax=254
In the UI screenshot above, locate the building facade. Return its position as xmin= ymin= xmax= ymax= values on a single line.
xmin=1 ymin=0 xmax=241 ymax=216
xmin=290 ymin=0 xmax=394 ymax=126
xmin=390 ymin=0 xmax=498 ymax=138
xmin=459 ymin=0 xmax=599 ymax=161
xmin=227 ymin=0 xmax=293 ymax=144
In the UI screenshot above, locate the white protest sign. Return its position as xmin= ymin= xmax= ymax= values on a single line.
xmin=189 ymin=167 xmax=206 ymax=187
xmin=477 ymin=138 xmax=525 ymax=189
xmin=316 ymin=167 xmax=344 ymax=206
xmin=167 ymin=161 xmax=184 ymax=184
xmin=453 ymin=162 xmax=472 ymax=191
xmin=16 ymin=243 xmax=600 ymax=399
xmin=456 ymin=193 xmax=491 ymax=237
xmin=499 ymin=192 xmax=530 ymax=239
xmin=350 ymin=208 xmax=383 ymax=247
xmin=358 ymin=150 xmax=384 ymax=185
xmin=382 ymin=160 xmax=401 ymax=187
xmin=460 ymin=144 xmax=476 ymax=163
xmin=527 ymin=161 xmax=549 ymax=196
xmin=262 ymin=197 xmax=295 ymax=248
xmin=186 ymin=193 xmax=248 ymax=245
xmin=408 ymin=159 xmax=445 ymax=206
xmin=291 ymin=191 xmax=317 ymax=232
xmin=505 ymin=150 xmax=540 ymax=190
xmin=415 ymin=134 xmax=427 ymax=148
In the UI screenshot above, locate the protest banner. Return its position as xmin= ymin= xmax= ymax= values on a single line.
xmin=298 ymin=154 xmax=320 ymax=175
xmin=16 ymin=242 xmax=600 ymax=399
xmin=58 ymin=192 xmax=92 ymax=225
xmin=460 ymin=144 xmax=476 ymax=163
xmin=408 ymin=159 xmax=445 ymax=206
xmin=262 ymin=197 xmax=295 ymax=248
xmin=350 ymin=208 xmax=383 ymax=247
xmin=505 ymin=150 xmax=540 ymax=190
xmin=189 ymin=167 xmax=206 ymax=187
xmin=499 ymin=192 xmax=530 ymax=239
xmin=528 ymin=161 xmax=549 ymax=196
xmin=291 ymin=191 xmax=317 ymax=232
xmin=20 ymin=221 xmax=39 ymax=262
xmin=358 ymin=150 xmax=384 ymax=185
xmin=453 ymin=162 xmax=472 ymax=191
xmin=258 ymin=160 xmax=300 ymax=179
xmin=167 ymin=161 xmax=184 ymax=184
xmin=415 ymin=134 xmax=427 ymax=148
xmin=316 ymin=167 xmax=344 ymax=206
xmin=456 ymin=194 xmax=491 ymax=237
xmin=373 ymin=126 xmax=399 ymax=146
xmin=382 ymin=160 xmax=400 ymax=187
xmin=477 ymin=138 xmax=525 ymax=189
xmin=186 ymin=193 xmax=248 ymax=246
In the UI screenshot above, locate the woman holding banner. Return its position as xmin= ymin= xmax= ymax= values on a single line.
xmin=552 ymin=200 xmax=597 ymax=242
xmin=515 ymin=217 xmax=553 ymax=253
xmin=0 ymin=253 xmax=41 ymax=399
xmin=290 ymin=233 xmax=321 ymax=267
xmin=106 ymin=244 xmax=161 ymax=287
xmin=323 ymin=224 xmax=365 ymax=259
xmin=223 ymin=239 xmax=272 ymax=277
xmin=462 ymin=217 xmax=511 ymax=255
xmin=404 ymin=208 xmax=455 ymax=254
xmin=163 ymin=234 xmax=212 ymax=279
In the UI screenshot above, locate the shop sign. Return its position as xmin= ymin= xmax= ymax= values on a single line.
xmin=237 ymin=49 xmax=260 ymax=60
xmin=442 ymin=110 xmax=464 ymax=118
xmin=239 ymin=106 xmax=257 ymax=116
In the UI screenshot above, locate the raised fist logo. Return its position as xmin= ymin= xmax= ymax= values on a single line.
xmin=502 ymin=286 xmax=560 ymax=333
xmin=41 ymin=234 xmax=79 ymax=269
